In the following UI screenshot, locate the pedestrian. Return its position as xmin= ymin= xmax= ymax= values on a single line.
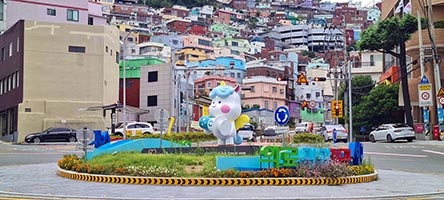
xmin=360 ymin=126 xmax=366 ymax=135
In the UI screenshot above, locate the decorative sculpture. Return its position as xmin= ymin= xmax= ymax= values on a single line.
xmin=199 ymin=81 xmax=246 ymax=146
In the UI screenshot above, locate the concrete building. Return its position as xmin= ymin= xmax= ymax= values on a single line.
xmin=0 ymin=20 xmax=120 ymax=142
xmin=242 ymin=76 xmax=287 ymax=111
xmin=0 ymin=0 xmax=7 ymax=34
xmin=5 ymin=0 xmax=107 ymax=30
xmin=139 ymin=63 xmax=173 ymax=124
xmin=352 ymin=51 xmax=384 ymax=82
xmin=381 ymin=0 xmax=444 ymax=127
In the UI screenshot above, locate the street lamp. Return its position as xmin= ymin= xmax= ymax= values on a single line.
xmin=121 ymin=29 xmax=138 ymax=139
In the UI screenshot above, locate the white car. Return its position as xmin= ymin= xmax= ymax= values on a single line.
xmin=317 ymin=124 xmax=348 ymax=142
xmin=114 ymin=122 xmax=155 ymax=137
xmin=295 ymin=122 xmax=312 ymax=133
xmin=369 ymin=123 xmax=416 ymax=143
xmin=237 ymin=124 xmax=257 ymax=142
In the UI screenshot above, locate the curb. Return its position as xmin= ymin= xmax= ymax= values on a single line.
xmin=57 ymin=167 xmax=378 ymax=186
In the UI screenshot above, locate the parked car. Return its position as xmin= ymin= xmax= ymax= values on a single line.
xmin=237 ymin=124 xmax=256 ymax=142
xmin=113 ymin=122 xmax=155 ymax=137
xmin=295 ymin=122 xmax=313 ymax=133
xmin=24 ymin=127 xmax=77 ymax=144
xmin=263 ymin=126 xmax=277 ymax=136
xmin=369 ymin=123 xmax=416 ymax=143
xmin=317 ymin=125 xmax=348 ymax=142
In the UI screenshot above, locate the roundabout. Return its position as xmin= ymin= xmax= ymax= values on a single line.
xmin=57 ymin=167 xmax=378 ymax=186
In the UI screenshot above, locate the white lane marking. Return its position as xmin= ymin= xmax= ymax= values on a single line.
xmin=422 ymin=149 xmax=444 ymax=156
xmin=365 ymin=152 xmax=427 ymax=158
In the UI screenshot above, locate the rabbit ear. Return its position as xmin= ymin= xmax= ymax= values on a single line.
xmin=234 ymin=85 xmax=240 ymax=93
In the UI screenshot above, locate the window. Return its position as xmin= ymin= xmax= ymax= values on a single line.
xmin=264 ymin=100 xmax=269 ymax=109
xmin=370 ymin=55 xmax=375 ymax=66
xmin=316 ymin=92 xmax=320 ymax=97
xmin=47 ymin=8 xmax=56 ymax=16
xmin=15 ymin=71 xmax=19 ymax=88
xmin=147 ymin=95 xmax=157 ymax=106
xmin=198 ymin=39 xmax=211 ymax=46
xmin=172 ymin=40 xmax=179 ymax=45
xmin=207 ymin=82 xmax=211 ymax=88
xmin=68 ymin=46 xmax=85 ymax=53
xmin=12 ymin=73 xmax=15 ymax=89
xmin=272 ymin=86 xmax=277 ymax=93
xmin=88 ymin=17 xmax=93 ymax=25
xmin=251 ymin=86 xmax=255 ymax=92
xmin=9 ymin=43 xmax=12 ymax=57
xmin=280 ymin=89 xmax=284 ymax=94
xmin=0 ymin=1 xmax=3 ymax=21
xmin=148 ymin=71 xmax=158 ymax=82
xmin=105 ymin=46 xmax=108 ymax=53
xmin=67 ymin=9 xmax=79 ymax=22
xmin=232 ymin=41 xmax=238 ymax=46
xmin=0 ymin=79 xmax=3 ymax=95
xmin=1 ymin=47 xmax=5 ymax=60
xmin=273 ymin=101 xmax=278 ymax=110
xmin=306 ymin=93 xmax=311 ymax=99
xmin=17 ymin=37 xmax=20 ymax=52
xmin=115 ymin=52 xmax=119 ymax=64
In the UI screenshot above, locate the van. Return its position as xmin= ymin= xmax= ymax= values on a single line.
xmin=295 ymin=122 xmax=313 ymax=133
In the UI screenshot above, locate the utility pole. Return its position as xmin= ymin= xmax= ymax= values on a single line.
xmin=426 ymin=0 xmax=443 ymax=140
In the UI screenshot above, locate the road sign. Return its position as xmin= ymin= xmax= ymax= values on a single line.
xmin=438 ymin=88 xmax=444 ymax=97
xmin=296 ymin=73 xmax=308 ymax=85
xmin=301 ymin=100 xmax=308 ymax=109
xmin=274 ymin=106 xmax=290 ymax=125
xmin=155 ymin=108 xmax=170 ymax=123
xmin=331 ymin=100 xmax=343 ymax=118
xmin=439 ymin=96 xmax=444 ymax=105
xmin=420 ymin=75 xmax=429 ymax=84
xmin=275 ymin=126 xmax=289 ymax=134
xmin=308 ymin=100 xmax=316 ymax=109
xmin=76 ymin=128 xmax=94 ymax=144
xmin=418 ymin=84 xmax=433 ymax=107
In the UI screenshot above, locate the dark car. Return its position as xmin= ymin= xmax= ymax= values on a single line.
xmin=24 ymin=127 xmax=78 ymax=144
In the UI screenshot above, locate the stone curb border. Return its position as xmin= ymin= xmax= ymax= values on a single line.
xmin=57 ymin=167 xmax=378 ymax=186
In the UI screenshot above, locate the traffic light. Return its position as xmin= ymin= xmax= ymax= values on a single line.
xmin=331 ymin=100 xmax=343 ymax=118
xmin=276 ymin=76 xmax=288 ymax=81
xmin=314 ymin=77 xmax=327 ymax=81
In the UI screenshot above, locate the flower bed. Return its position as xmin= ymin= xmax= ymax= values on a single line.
xmin=58 ymin=153 xmax=374 ymax=178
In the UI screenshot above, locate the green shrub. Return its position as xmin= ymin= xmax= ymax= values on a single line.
xmin=127 ymin=132 xmax=216 ymax=142
xmin=292 ymin=133 xmax=324 ymax=144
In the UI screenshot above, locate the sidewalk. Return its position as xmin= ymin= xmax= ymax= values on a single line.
xmin=0 ymin=163 xmax=443 ymax=199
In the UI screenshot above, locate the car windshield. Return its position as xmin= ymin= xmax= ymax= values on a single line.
xmin=392 ymin=124 xmax=410 ymax=128
xmin=325 ymin=125 xmax=346 ymax=131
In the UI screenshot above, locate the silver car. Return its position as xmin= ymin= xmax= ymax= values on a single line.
xmin=369 ymin=123 xmax=416 ymax=143
xmin=317 ymin=125 xmax=348 ymax=143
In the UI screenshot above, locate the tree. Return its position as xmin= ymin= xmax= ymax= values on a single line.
xmin=357 ymin=14 xmax=418 ymax=127
xmin=338 ymin=75 xmax=375 ymax=125
xmin=353 ymin=83 xmax=404 ymax=133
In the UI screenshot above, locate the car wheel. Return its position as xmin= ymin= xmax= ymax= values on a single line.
xmin=387 ymin=134 xmax=394 ymax=143
xmin=115 ymin=132 xmax=123 ymax=137
xmin=32 ymin=137 xmax=41 ymax=144
xmin=143 ymin=132 xmax=152 ymax=135
xmin=68 ymin=136 xmax=77 ymax=143
xmin=407 ymin=138 xmax=413 ymax=142
xmin=370 ymin=135 xmax=376 ymax=143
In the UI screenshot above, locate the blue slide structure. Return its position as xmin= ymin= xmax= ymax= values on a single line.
xmin=86 ymin=138 xmax=185 ymax=160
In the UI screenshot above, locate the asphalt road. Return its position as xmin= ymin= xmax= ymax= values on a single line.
xmin=362 ymin=141 xmax=444 ymax=175
xmin=0 ymin=140 xmax=444 ymax=199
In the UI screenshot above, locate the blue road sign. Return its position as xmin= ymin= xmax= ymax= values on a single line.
xmin=274 ymin=106 xmax=290 ymax=125
xmin=438 ymin=108 xmax=444 ymax=122
xmin=424 ymin=109 xmax=429 ymax=123
xmin=420 ymin=75 xmax=429 ymax=84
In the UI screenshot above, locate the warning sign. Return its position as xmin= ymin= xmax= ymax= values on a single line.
xmin=438 ymin=88 xmax=444 ymax=97
xmin=297 ymin=73 xmax=308 ymax=85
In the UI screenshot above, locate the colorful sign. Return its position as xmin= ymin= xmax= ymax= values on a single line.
xmin=418 ymin=83 xmax=433 ymax=107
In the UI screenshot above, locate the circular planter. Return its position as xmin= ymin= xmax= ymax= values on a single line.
xmin=57 ymin=167 xmax=378 ymax=186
